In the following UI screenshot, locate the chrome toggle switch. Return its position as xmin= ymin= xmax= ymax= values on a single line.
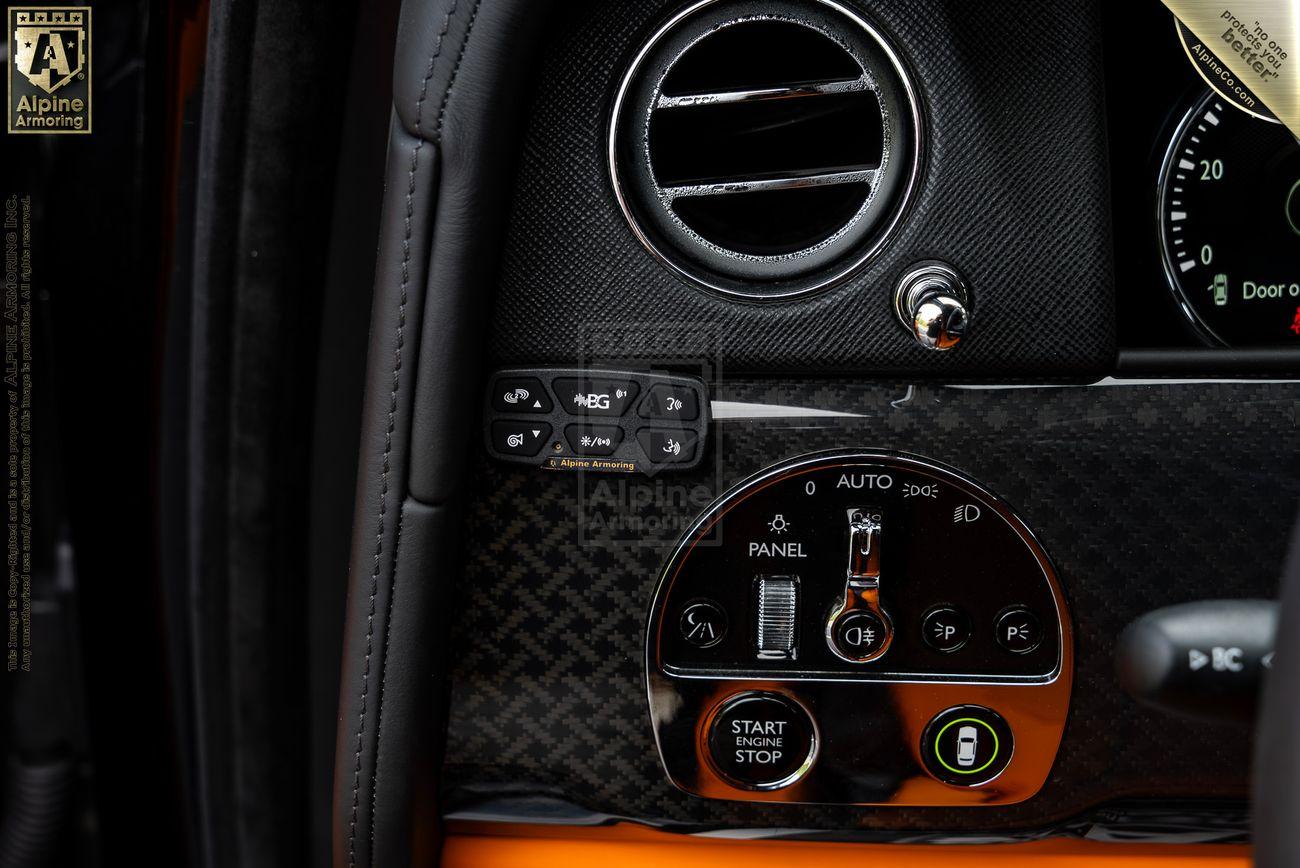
xmin=826 ymin=508 xmax=893 ymax=663
xmin=894 ymin=260 xmax=971 ymax=351
xmin=755 ymin=576 xmax=798 ymax=660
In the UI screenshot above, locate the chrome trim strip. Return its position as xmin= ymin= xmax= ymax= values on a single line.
xmin=948 ymin=377 xmax=1300 ymax=390
xmin=710 ymin=379 xmax=1300 ymax=420
xmin=708 ymin=401 xmax=866 ymax=419
xmin=660 ymin=168 xmax=879 ymax=201
xmin=656 ymin=76 xmax=871 ymax=108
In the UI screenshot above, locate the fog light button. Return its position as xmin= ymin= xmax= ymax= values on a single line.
xmin=830 ymin=610 xmax=889 ymax=661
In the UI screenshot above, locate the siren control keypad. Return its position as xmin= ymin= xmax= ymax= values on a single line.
xmin=483 ymin=368 xmax=709 ymax=474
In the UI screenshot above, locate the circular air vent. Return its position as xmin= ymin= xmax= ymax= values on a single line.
xmin=609 ymin=0 xmax=921 ymax=299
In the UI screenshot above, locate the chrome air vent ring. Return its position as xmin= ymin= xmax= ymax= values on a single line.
xmin=609 ymin=0 xmax=922 ymax=300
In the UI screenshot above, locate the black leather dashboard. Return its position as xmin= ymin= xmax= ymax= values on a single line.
xmin=489 ymin=0 xmax=1116 ymax=376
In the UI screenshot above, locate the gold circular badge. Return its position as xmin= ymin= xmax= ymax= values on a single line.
xmin=1175 ymin=17 xmax=1281 ymax=124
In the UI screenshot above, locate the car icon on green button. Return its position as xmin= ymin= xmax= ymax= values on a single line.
xmin=922 ymin=705 xmax=1014 ymax=786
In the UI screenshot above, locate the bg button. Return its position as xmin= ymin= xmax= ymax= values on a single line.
xmin=921 ymin=705 xmax=1014 ymax=786
xmin=707 ymin=692 xmax=816 ymax=790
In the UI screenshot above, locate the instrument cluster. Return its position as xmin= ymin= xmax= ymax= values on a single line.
xmin=1110 ymin=5 xmax=1299 ymax=349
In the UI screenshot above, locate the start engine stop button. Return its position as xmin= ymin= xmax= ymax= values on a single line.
xmin=706 ymin=692 xmax=816 ymax=790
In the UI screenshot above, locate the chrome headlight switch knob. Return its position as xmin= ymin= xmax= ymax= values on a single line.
xmin=826 ymin=507 xmax=893 ymax=663
xmin=894 ymin=261 xmax=971 ymax=351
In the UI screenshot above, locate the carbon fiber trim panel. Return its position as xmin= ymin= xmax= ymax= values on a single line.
xmin=445 ymin=380 xmax=1298 ymax=832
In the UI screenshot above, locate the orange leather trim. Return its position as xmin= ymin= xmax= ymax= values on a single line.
xmin=442 ymin=824 xmax=1250 ymax=868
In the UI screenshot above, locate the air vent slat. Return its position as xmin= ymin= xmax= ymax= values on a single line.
xmin=610 ymin=0 xmax=920 ymax=297
xmin=649 ymin=90 xmax=883 ymax=186
xmin=672 ymin=183 xmax=872 ymax=256
xmin=661 ymin=168 xmax=880 ymax=201
xmin=656 ymin=77 xmax=872 ymax=109
xmin=659 ymin=18 xmax=861 ymax=95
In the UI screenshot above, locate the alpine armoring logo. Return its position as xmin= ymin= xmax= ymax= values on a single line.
xmin=8 ymin=7 xmax=91 ymax=134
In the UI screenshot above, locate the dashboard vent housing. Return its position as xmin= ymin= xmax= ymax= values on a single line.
xmin=610 ymin=0 xmax=921 ymax=299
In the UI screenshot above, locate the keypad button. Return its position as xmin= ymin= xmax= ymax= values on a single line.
xmin=637 ymin=428 xmax=698 ymax=463
xmin=564 ymin=424 xmax=623 ymax=456
xmin=490 ymin=421 xmax=551 ymax=457
xmin=640 ymin=384 xmax=700 ymax=421
xmin=553 ymin=377 xmax=639 ymax=417
xmin=490 ymin=376 xmax=552 ymax=413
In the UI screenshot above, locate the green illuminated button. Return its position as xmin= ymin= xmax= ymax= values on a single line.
xmin=921 ymin=705 xmax=1013 ymax=786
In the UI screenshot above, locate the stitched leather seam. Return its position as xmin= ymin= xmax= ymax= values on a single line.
xmin=362 ymin=2 xmax=487 ymax=857
xmin=432 ymin=0 xmax=485 ymax=143
xmin=347 ymin=1 xmax=460 ymax=863
xmin=370 ymin=502 xmax=405 ymax=852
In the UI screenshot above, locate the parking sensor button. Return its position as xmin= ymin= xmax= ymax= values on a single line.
xmin=921 ymin=705 xmax=1014 ymax=787
xmin=922 ymin=606 xmax=971 ymax=653
xmin=996 ymin=607 xmax=1043 ymax=654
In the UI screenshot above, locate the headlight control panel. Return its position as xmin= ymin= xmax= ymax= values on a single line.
xmin=646 ymin=451 xmax=1072 ymax=805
